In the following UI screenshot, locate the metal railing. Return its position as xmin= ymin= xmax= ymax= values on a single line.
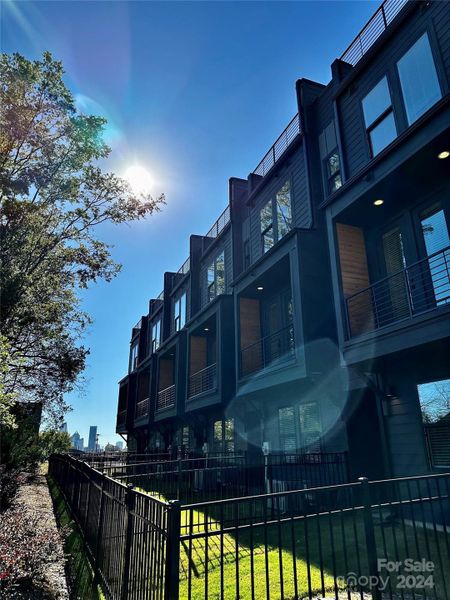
xmin=135 ymin=397 xmax=149 ymax=419
xmin=188 ymin=363 xmax=217 ymax=398
xmin=205 ymin=205 xmax=231 ymax=239
xmin=156 ymin=384 xmax=176 ymax=411
xmin=116 ymin=409 xmax=126 ymax=427
xmin=340 ymin=0 xmax=408 ymax=66
xmin=50 ymin=453 xmax=450 ymax=600
xmin=346 ymin=245 xmax=450 ymax=338
xmin=176 ymin=256 xmax=190 ymax=277
xmin=252 ymin=113 xmax=301 ymax=177
xmin=240 ymin=324 xmax=295 ymax=378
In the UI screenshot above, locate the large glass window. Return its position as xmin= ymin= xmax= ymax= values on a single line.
xmin=207 ymin=251 xmax=225 ymax=302
xmin=299 ymin=402 xmax=322 ymax=452
xmin=319 ymin=121 xmax=342 ymax=195
xmin=260 ymin=201 xmax=274 ymax=254
xmin=260 ymin=180 xmax=292 ymax=253
xmin=325 ymin=151 xmax=342 ymax=194
xmin=420 ymin=205 xmax=450 ymax=305
xmin=418 ymin=379 xmax=450 ymax=468
xmin=362 ymin=77 xmax=397 ymax=156
xmin=276 ymin=181 xmax=292 ymax=239
xmin=151 ymin=319 xmax=161 ymax=354
xmin=397 ymin=33 xmax=441 ymax=125
xmin=213 ymin=418 xmax=235 ymax=453
xmin=278 ymin=407 xmax=296 ymax=453
xmin=174 ymin=292 xmax=186 ymax=332
xmin=129 ymin=342 xmax=139 ymax=372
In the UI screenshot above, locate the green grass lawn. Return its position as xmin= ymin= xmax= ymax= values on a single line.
xmin=136 ymin=486 xmax=449 ymax=600
xmin=47 ymin=476 xmax=106 ymax=600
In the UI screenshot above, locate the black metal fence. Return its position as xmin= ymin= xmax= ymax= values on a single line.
xmin=99 ymin=451 xmax=349 ymax=505
xmin=49 ymin=454 xmax=450 ymax=600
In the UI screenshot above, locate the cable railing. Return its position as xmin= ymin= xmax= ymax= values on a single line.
xmin=340 ymin=0 xmax=408 ymax=66
xmin=176 ymin=256 xmax=190 ymax=277
xmin=116 ymin=409 xmax=127 ymax=427
xmin=135 ymin=397 xmax=149 ymax=419
xmin=240 ymin=324 xmax=295 ymax=378
xmin=205 ymin=205 xmax=231 ymax=239
xmin=346 ymin=245 xmax=450 ymax=338
xmin=156 ymin=384 xmax=176 ymax=411
xmin=252 ymin=114 xmax=301 ymax=178
xmin=188 ymin=363 xmax=217 ymax=398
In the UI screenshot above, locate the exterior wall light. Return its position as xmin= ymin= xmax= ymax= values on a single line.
xmin=257 ymin=286 xmax=264 ymax=291
xmin=438 ymin=150 xmax=449 ymax=159
xmin=204 ymin=327 xmax=209 ymax=331
xmin=373 ymin=199 xmax=384 ymax=206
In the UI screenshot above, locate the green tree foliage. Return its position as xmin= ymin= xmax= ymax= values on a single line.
xmin=0 ymin=52 xmax=164 ymax=427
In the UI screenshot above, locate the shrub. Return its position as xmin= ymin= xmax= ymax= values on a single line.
xmin=0 ymin=507 xmax=64 ymax=597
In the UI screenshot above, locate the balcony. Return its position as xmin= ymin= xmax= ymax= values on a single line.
xmin=346 ymin=245 xmax=450 ymax=338
xmin=116 ymin=410 xmax=127 ymax=428
xmin=188 ymin=363 xmax=217 ymax=399
xmin=135 ymin=397 xmax=149 ymax=420
xmin=240 ymin=325 xmax=295 ymax=378
xmin=157 ymin=384 xmax=176 ymax=411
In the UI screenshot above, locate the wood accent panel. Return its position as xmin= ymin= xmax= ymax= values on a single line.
xmin=336 ymin=223 xmax=374 ymax=336
xmin=190 ymin=336 xmax=207 ymax=375
xmin=239 ymin=298 xmax=261 ymax=349
xmin=159 ymin=358 xmax=173 ymax=390
xmin=137 ymin=368 xmax=150 ymax=402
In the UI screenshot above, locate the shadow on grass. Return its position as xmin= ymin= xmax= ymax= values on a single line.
xmin=47 ymin=476 xmax=105 ymax=600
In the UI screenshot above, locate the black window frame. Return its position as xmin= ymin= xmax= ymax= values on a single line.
xmin=323 ymin=149 xmax=342 ymax=195
xmin=260 ymin=179 xmax=292 ymax=254
xmin=207 ymin=251 xmax=225 ymax=303
xmin=174 ymin=291 xmax=186 ymax=333
xmin=362 ymin=76 xmax=397 ymax=158
xmin=151 ymin=318 xmax=162 ymax=354
xmin=129 ymin=341 xmax=139 ymax=373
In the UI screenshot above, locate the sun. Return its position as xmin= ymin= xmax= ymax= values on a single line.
xmin=124 ymin=165 xmax=153 ymax=194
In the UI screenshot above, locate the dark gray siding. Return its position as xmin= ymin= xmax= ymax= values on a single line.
xmin=199 ymin=229 xmax=233 ymax=310
xmin=169 ymin=279 xmax=191 ymax=337
xmin=249 ymin=144 xmax=310 ymax=264
xmin=338 ymin=1 xmax=449 ymax=179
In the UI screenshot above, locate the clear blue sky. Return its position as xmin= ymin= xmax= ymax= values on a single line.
xmin=1 ymin=0 xmax=378 ymax=445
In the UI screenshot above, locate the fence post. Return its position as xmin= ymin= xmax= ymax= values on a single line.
xmin=177 ymin=459 xmax=182 ymax=500
xmin=359 ymin=477 xmax=381 ymax=600
xmin=164 ymin=499 xmax=181 ymax=600
xmin=121 ymin=484 xmax=135 ymax=600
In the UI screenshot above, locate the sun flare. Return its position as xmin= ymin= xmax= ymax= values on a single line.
xmin=124 ymin=165 xmax=153 ymax=194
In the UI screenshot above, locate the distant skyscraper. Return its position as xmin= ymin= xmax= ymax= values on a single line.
xmin=71 ymin=431 xmax=82 ymax=450
xmin=116 ymin=441 xmax=124 ymax=450
xmin=59 ymin=422 xmax=68 ymax=433
xmin=88 ymin=426 xmax=98 ymax=452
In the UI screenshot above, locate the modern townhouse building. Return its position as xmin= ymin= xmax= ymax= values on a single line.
xmin=116 ymin=0 xmax=450 ymax=480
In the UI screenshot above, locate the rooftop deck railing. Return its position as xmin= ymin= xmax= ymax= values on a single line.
xmin=240 ymin=324 xmax=295 ymax=378
xmin=156 ymin=290 xmax=164 ymax=301
xmin=205 ymin=205 xmax=231 ymax=239
xmin=340 ymin=0 xmax=409 ymax=66
xmin=156 ymin=384 xmax=176 ymax=411
xmin=188 ymin=363 xmax=217 ymax=398
xmin=346 ymin=245 xmax=450 ymax=338
xmin=176 ymin=256 xmax=190 ymax=277
xmin=252 ymin=113 xmax=301 ymax=178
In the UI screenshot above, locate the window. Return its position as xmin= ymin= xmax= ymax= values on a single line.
xmin=260 ymin=181 xmax=292 ymax=253
xmin=299 ymin=402 xmax=322 ymax=452
xmin=362 ymin=77 xmax=397 ymax=156
xmin=207 ymin=252 xmax=225 ymax=302
xmin=278 ymin=407 xmax=296 ymax=453
xmin=151 ymin=319 xmax=161 ymax=354
xmin=174 ymin=292 xmax=186 ymax=332
xmin=418 ymin=379 xmax=450 ymax=468
xmin=260 ymin=201 xmax=274 ymax=253
xmin=319 ymin=121 xmax=342 ymax=195
xmin=276 ymin=181 xmax=292 ymax=239
xmin=397 ymin=33 xmax=441 ymax=126
xmin=325 ymin=151 xmax=342 ymax=194
xmin=129 ymin=342 xmax=139 ymax=372
xmin=213 ymin=418 xmax=235 ymax=453
xmin=420 ymin=204 xmax=450 ymax=305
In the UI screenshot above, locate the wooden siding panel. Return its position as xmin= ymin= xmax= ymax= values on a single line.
xmin=336 ymin=223 xmax=374 ymax=336
xmin=159 ymin=358 xmax=173 ymax=390
xmin=190 ymin=336 xmax=207 ymax=375
xmin=239 ymin=297 xmax=262 ymax=375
